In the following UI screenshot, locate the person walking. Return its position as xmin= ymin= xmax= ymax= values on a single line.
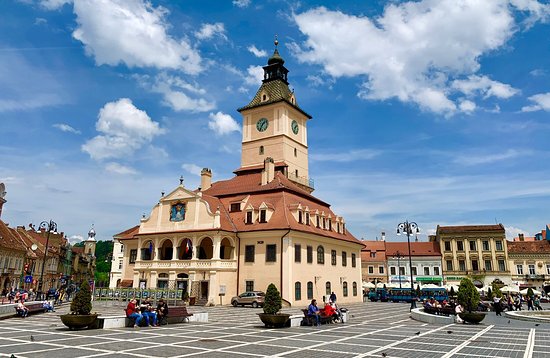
xmin=329 ymin=291 xmax=337 ymax=304
xmin=493 ymin=296 xmax=502 ymax=316
xmin=534 ymin=296 xmax=543 ymax=311
xmin=527 ymin=295 xmax=534 ymax=311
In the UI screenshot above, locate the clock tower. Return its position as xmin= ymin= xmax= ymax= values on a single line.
xmin=237 ymin=39 xmax=313 ymax=191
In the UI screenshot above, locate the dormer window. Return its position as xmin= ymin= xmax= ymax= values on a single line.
xmin=305 ymin=212 xmax=310 ymax=225
xmin=328 ymin=219 xmax=332 ymax=231
xmin=262 ymin=94 xmax=267 ymax=101
xmin=316 ymin=215 xmax=320 ymax=228
xmin=246 ymin=211 xmax=253 ymax=224
xmin=322 ymin=218 xmax=326 ymax=230
xmin=298 ymin=211 xmax=303 ymax=224
xmin=337 ymin=222 xmax=340 ymax=233
xmin=259 ymin=209 xmax=267 ymax=223
xmin=230 ymin=203 xmax=241 ymax=212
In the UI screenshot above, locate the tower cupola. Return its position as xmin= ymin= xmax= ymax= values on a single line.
xmin=263 ymin=38 xmax=289 ymax=84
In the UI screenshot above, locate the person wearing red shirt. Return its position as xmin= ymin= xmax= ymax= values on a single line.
xmin=126 ymin=299 xmax=147 ymax=328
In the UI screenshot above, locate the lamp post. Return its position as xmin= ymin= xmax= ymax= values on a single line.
xmin=397 ymin=221 xmax=419 ymax=311
xmin=37 ymin=220 xmax=57 ymax=301
xmin=394 ymin=251 xmax=403 ymax=289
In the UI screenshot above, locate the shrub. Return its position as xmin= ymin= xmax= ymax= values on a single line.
xmin=70 ymin=281 xmax=92 ymax=315
xmin=527 ymin=287 xmax=534 ymax=297
xmin=487 ymin=287 xmax=493 ymax=300
xmin=263 ymin=283 xmax=282 ymax=315
xmin=457 ymin=278 xmax=480 ymax=313
xmin=491 ymin=282 xmax=502 ymax=298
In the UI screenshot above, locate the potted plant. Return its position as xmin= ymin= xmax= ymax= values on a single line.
xmin=457 ymin=278 xmax=486 ymax=324
xmin=60 ymin=281 xmax=98 ymax=330
xmin=257 ymin=283 xmax=290 ymax=328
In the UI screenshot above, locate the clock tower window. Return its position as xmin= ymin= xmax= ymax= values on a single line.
xmin=259 ymin=146 xmax=264 ymax=155
xmin=294 ymin=148 xmax=297 ymax=157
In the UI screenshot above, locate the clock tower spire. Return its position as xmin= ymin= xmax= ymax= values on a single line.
xmin=237 ymin=38 xmax=313 ymax=192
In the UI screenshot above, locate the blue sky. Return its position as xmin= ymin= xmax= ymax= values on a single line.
xmin=1 ymin=0 xmax=550 ymax=243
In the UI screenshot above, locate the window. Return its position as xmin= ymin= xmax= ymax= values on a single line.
xmin=446 ymin=260 xmax=453 ymax=271
xmin=331 ymin=250 xmax=337 ymax=265
xmin=259 ymin=209 xmax=267 ymax=223
xmin=245 ymin=245 xmax=255 ymax=262
xmin=305 ymin=212 xmax=310 ymax=225
xmin=246 ymin=211 xmax=253 ymax=224
xmin=482 ymin=241 xmax=490 ymax=251
xmin=322 ymin=218 xmax=326 ymax=229
xmin=120 ymin=244 xmax=124 ymax=253
xmin=498 ymin=260 xmax=506 ymax=272
xmin=295 ymin=244 xmax=301 ymax=263
xmin=316 ymin=215 xmax=320 ymax=228
xmin=129 ymin=249 xmax=137 ymax=264
xmin=378 ymin=266 xmax=384 ymax=274
xmin=424 ymin=267 xmax=430 ymax=275
xmin=370 ymin=252 xmax=376 ymax=258
xmin=457 ymin=241 xmax=464 ymax=251
xmin=295 ymin=282 xmax=301 ymax=301
xmin=259 ymin=145 xmax=264 ymax=155
xmin=390 ymin=266 xmax=396 ymax=275
xmin=516 ymin=264 xmax=523 ymax=275
xmin=444 ymin=241 xmax=451 ymax=251
xmin=484 ymin=260 xmax=492 ymax=271
xmin=246 ymin=280 xmax=254 ymax=292
xmin=317 ymin=246 xmax=325 ymax=264
xmin=352 ymin=253 xmax=356 ymax=267
xmin=298 ymin=211 xmax=303 ymax=224
xmin=528 ymin=264 xmax=536 ymax=275
xmin=342 ymin=251 xmax=347 ymax=266
xmin=230 ymin=203 xmax=241 ymax=212
xmin=353 ymin=282 xmax=358 ymax=296
xmin=326 ymin=282 xmax=331 ymax=295
xmin=307 ymin=246 xmax=313 ymax=263
xmin=547 ymin=264 xmax=550 ymax=275
xmin=469 ymin=240 xmax=476 ymax=251
xmin=266 ymin=244 xmax=276 ymax=262
xmin=294 ymin=148 xmax=297 ymax=157
xmin=118 ymin=259 xmax=123 ymax=270
xmin=472 ymin=260 xmax=479 ymax=271
xmin=295 ymin=169 xmax=299 ymax=177
xmin=434 ymin=267 xmax=440 ymax=275
xmin=411 ymin=267 xmax=417 ymax=276
xmin=495 ymin=240 xmax=503 ymax=251
xmin=459 ymin=260 xmax=466 ymax=271
xmin=368 ymin=266 xmax=374 ymax=274
xmin=307 ymin=281 xmax=313 ymax=299
xmin=328 ymin=219 xmax=332 ymax=231
xmin=399 ymin=267 xmax=406 ymax=275
xmin=343 ymin=282 xmax=348 ymax=297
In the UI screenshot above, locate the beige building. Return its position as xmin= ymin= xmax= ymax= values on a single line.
xmin=113 ymin=42 xmax=364 ymax=306
xmin=507 ymin=240 xmax=550 ymax=293
xmin=361 ymin=240 xmax=387 ymax=285
xmin=432 ymin=224 xmax=512 ymax=286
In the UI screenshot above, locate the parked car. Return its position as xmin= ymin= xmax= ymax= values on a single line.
xmin=231 ymin=291 xmax=265 ymax=308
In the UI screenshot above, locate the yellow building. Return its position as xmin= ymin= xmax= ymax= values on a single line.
xmin=432 ymin=224 xmax=512 ymax=287
xmin=113 ymin=42 xmax=364 ymax=306
xmin=507 ymin=240 xmax=550 ymax=293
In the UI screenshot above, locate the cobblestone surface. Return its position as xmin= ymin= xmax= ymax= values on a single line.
xmin=0 ymin=301 xmax=548 ymax=357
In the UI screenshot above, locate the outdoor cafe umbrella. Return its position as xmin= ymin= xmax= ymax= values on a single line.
xmin=500 ymin=286 xmax=520 ymax=294
xmin=520 ymin=288 xmax=542 ymax=296
xmin=363 ymin=282 xmax=376 ymax=289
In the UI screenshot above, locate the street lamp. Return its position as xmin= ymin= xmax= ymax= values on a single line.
xmin=397 ymin=220 xmax=419 ymax=311
xmin=394 ymin=251 xmax=403 ymax=289
xmin=38 ymin=220 xmax=57 ymax=301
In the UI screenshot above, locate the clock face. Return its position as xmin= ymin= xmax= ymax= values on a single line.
xmin=256 ymin=117 xmax=268 ymax=132
xmin=291 ymin=120 xmax=299 ymax=135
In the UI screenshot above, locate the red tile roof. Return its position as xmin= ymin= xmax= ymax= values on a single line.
xmin=114 ymin=225 xmax=140 ymax=240
xmin=507 ymin=240 xmax=550 ymax=254
xmin=361 ymin=241 xmax=386 ymax=262
xmin=385 ymin=241 xmax=441 ymax=257
xmin=437 ymin=224 xmax=504 ymax=234
xmin=0 ymin=220 xmax=27 ymax=252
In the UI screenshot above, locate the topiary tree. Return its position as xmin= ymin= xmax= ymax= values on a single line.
xmin=457 ymin=278 xmax=480 ymax=313
xmin=263 ymin=283 xmax=282 ymax=315
xmin=487 ymin=287 xmax=493 ymax=300
xmin=449 ymin=286 xmax=456 ymax=298
xmin=70 ymin=281 xmax=92 ymax=315
xmin=527 ymin=287 xmax=534 ymax=297
xmin=491 ymin=282 xmax=502 ymax=298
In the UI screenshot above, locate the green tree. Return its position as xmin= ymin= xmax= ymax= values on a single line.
xmin=487 ymin=287 xmax=493 ymax=300
xmin=263 ymin=283 xmax=282 ymax=315
xmin=527 ymin=287 xmax=534 ymax=297
xmin=70 ymin=280 xmax=92 ymax=315
xmin=491 ymin=282 xmax=502 ymax=298
xmin=449 ymin=286 xmax=456 ymax=298
xmin=457 ymin=278 xmax=480 ymax=313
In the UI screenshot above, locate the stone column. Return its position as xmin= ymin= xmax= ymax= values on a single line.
xmin=132 ymin=270 xmax=140 ymax=288
xmin=149 ymin=271 xmax=158 ymax=289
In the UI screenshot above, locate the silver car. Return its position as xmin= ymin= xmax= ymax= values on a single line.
xmin=231 ymin=291 xmax=265 ymax=308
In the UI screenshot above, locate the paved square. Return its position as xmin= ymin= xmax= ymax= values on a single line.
xmin=0 ymin=301 xmax=548 ymax=357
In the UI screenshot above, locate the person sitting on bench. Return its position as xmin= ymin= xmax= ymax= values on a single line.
xmin=307 ymin=299 xmax=321 ymax=326
xmin=126 ymin=299 xmax=148 ymax=328
xmin=16 ymin=301 xmax=29 ymax=318
xmin=156 ymin=299 xmax=169 ymax=326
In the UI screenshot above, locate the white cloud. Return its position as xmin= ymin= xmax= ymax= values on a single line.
xmin=208 ymin=111 xmax=240 ymax=136
xmin=310 ymin=149 xmax=381 ymax=162
xmin=134 ymin=73 xmax=215 ymax=112
xmin=68 ymin=234 xmax=84 ymax=244
xmin=458 ymin=99 xmax=476 ymax=113
xmin=244 ymin=65 xmax=264 ymax=86
xmin=292 ymin=2 xmax=523 ymax=115
xmin=453 ymin=149 xmax=529 ymax=166
xmin=452 ymin=75 xmax=518 ymax=99
xmin=182 ymin=163 xmax=202 ymax=176
xmin=521 ymin=92 xmax=550 ymax=112
xmin=510 ymin=0 xmax=550 ymax=26
xmin=504 ymin=226 xmax=530 ymax=240
xmin=105 ymin=162 xmax=137 ymax=175
xmin=233 ymin=0 xmax=251 ymax=8
xmin=39 ymin=0 xmax=72 ymax=10
xmin=248 ymin=45 xmax=267 ymax=57
xmin=82 ymin=98 xmax=164 ymax=160
xmin=53 ymin=123 xmax=81 ymax=134
xmin=195 ymin=23 xmax=227 ymax=41
xmin=71 ymin=0 xmax=202 ymax=73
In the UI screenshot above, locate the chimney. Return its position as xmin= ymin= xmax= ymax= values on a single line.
xmin=201 ymin=168 xmax=212 ymax=191
xmin=381 ymin=231 xmax=386 ymax=242
xmin=519 ymin=233 xmax=524 ymax=241
xmin=261 ymin=157 xmax=275 ymax=185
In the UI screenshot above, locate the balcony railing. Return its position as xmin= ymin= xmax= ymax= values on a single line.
xmin=287 ymin=172 xmax=314 ymax=189
xmin=135 ymin=259 xmax=237 ymax=271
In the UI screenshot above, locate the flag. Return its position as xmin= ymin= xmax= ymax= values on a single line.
xmin=149 ymin=241 xmax=153 ymax=254
xmin=185 ymin=239 xmax=191 ymax=254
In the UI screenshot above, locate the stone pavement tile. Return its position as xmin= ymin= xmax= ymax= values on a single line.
xmin=219 ymin=334 xmax=272 ymax=343
xmin=96 ymin=331 xmax=158 ymax=340
xmin=190 ymin=351 xmax=262 ymax=357
xmin=175 ymin=338 xmax=242 ymax=350
xmin=320 ymin=342 xmax=376 ymax=354
xmin=0 ymin=342 xmax=53 ymax=354
xmin=85 ymin=340 xmax=161 ymax=352
xmin=394 ymin=341 xmax=451 ymax=352
xmin=133 ymin=335 xmax=192 ymax=344
xmin=381 ymin=349 xmax=444 ymax=358
xmin=223 ymin=343 xmax=292 ymax=355
xmin=280 ymin=349 xmax=356 ymax=358
xmin=48 ymin=336 xmax=114 ymax=346
xmin=265 ymin=338 xmax=321 ymax=348
xmin=339 ymin=338 xmax=381 ymax=347
xmin=22 ymin=347 xmax=111 ymax=358
xmin=253 ymin=329 xmax=297 ymax=338
xmin=174 ymin=330 xmax=231 ymax=339
xmin=131 ymin=345 xmax=204 ymax=357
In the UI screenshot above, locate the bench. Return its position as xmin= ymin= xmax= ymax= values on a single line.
xmin=423 ymin=306 xmax=455 ymax=316
xmin=15 ymin=302 xmax=47 ymax=317
xmin=166 ymin=306 xmax=193 ymax=324
xmin=301 ymin=309 xmax=336 ymax=326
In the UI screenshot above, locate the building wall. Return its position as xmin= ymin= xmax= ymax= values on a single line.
xmin=508 ymin=253 xmax=550 ymax=291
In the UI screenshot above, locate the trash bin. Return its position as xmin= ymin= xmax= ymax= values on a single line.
xmin=340 ymin=308 xmax=348 ymax=323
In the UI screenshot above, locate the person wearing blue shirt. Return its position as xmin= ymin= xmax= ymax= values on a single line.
xmin=307 ymin=299 xmax=321 ymax=326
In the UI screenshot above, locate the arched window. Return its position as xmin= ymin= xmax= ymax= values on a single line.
xmin=178 ymin=238 xmax=193 ymax=260
xmin=141 ymin=240 xmax=154 ymax=261
xmin=295 ymin=282 xmax=301 ymax=301
xmin=326 ymin=282 xmax=331 ymax=296
xmin=307 ymin=281 xmax=313 ymax=300
xmin=317 ymin=246 xmax=325 ymax=264
xmin=160 ymin=239 xmax=173 ymax=260
xmin=353 ymin=282 xmax=358 ymax=296
xmin=343 ymin=282 xmax=348 ymax=297
xmin=199 ymin=237 xmax=213 ymax=259
xmin=220 ymin=238 xmax=234 ymax=259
